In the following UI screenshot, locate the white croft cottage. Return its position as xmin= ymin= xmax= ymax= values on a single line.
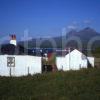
xmin=56 ymin=49 xmax=94 ymax=71
xmin=0 ymin=35 xmax=42 ymax=76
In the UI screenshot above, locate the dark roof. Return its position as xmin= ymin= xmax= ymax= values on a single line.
xmin=0 ymin=44 xmax=33 ymax=55
xmin=0 ymin=44 xmax=93 ymax=57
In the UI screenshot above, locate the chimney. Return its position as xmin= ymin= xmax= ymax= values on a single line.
xmin=10 ymin=34 xmax=17 ymax=46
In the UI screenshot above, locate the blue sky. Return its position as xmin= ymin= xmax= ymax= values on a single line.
xmin=0 ymin=0 xmax=100 ymax=40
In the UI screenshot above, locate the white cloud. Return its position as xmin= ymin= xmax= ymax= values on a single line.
xmin=67 ymin=20 xmax=79 ymax=30
xmin=83 ymin=19 xmax=93 ymax=25
xmin=67 ymin=25 xmax=77 ymax=30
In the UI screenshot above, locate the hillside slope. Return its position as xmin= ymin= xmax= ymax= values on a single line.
xmin=19 ymin=27 xmax=100 ymax=49
xmin=0 ymin=68 xmax=100 ymax=100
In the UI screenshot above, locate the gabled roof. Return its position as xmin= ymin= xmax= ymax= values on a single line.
xmin=65 ymin=49 xmax=87 ymax=58
xmin=56 ymin=48 xmax=75 ymax=57
xmin=56 ymin=49 xmax=87 ymax=59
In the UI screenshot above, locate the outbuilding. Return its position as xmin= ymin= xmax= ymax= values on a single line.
xmin=56 ymin=49 xmax=94 ymax=71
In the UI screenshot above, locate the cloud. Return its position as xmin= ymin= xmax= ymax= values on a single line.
xmin=83 ymin=19 xmax=93 ymax=25
xmin=67 ymin=21 xmax=79 ymax=30
xmin=67 ymin=25 xmax=77 ymax=30
xmin=72 ymin=21 xmax=79 ymax=25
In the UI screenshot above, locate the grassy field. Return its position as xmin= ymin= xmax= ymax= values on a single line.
xmin=0 ymin=68 xmax=100 ymax=100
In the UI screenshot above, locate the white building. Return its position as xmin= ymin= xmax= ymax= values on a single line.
xmin=0 ymin=55 xmax=41 ymax=76
xmin=56 ymin=49 xmax=94 ymax=71
xmin=0 ymin=34 xmax=95 ymax=76
xmin=0 ymin=34 xmax=42 ymax=76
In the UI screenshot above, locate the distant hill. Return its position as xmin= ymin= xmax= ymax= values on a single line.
xmin=19 ymin=27 xmax=100 ymax=49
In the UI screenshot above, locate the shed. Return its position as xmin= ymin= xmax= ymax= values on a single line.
xmin=56 ymin=49 xmax=94 ymax=71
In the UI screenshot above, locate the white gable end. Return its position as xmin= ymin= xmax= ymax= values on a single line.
xmin=56 ymin=49 xmax=89 ymax=71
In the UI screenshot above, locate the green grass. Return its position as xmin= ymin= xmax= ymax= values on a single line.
xmin=0 ymin=68 xmax=100 ymax=100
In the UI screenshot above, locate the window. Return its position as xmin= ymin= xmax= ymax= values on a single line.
xmin=7 ymin=57 xmax=15 ymax=67
xmin=81 ymin=54 xmax=87 ymax=60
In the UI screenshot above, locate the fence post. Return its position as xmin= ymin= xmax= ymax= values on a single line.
xmin=28 ymin=67 xmax=29 ymax=75
xmin=10 ymin=67 xmax=11 ymax=77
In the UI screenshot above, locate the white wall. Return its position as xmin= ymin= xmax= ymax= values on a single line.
xmin=56 ymin=57 xmax=69 ymax=71
xmin=0 ymin=55 xmax=41 ymax=76
xmin=67 ymin=49 xmax=88 ymax=70
xmin=56 ymin=49 xmax=91 ymax=71
xmin=87 ymin=57 xmax=94 ymax=67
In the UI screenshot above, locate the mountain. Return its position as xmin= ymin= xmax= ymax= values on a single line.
xmin=67 ymin=27 xmax=98 ymax=38
xmin=18 ymin=27 xmax=100 ymax=49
